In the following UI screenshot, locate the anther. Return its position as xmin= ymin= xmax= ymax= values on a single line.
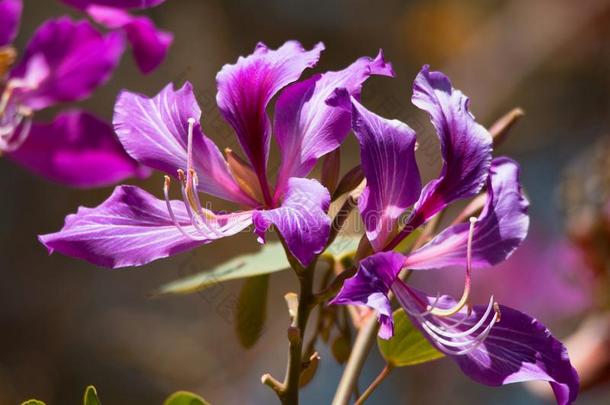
xmin=177 ymin=169 xmax=186 ymax=182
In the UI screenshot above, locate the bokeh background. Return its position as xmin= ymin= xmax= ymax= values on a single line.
xmin=1 ymin=0 xmax=610 ymax=403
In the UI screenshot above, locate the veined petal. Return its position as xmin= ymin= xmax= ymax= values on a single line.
xmin=467 ymin=305 xmax=579 ymax=405
xmin=252 ymin=177 xmax=330 ymax=267
xmin=216 ymin=41 xmax=324 ymax=178
xmin=330 ymin=251 xmax=405 ymax=339
xmin=273 ymin=51 xmax=394 ymax=199
xmin=86 ymin=5 xmax=172 ymax=74
xmin=113 ymin=82 xmax=257 ymax=206
xmin=391 ymin=285 xmax=578 ymax=405
xmin=0 ymin=0 xmax=22 ymax=47
xmin=61 ymin=0 xmax=165 ymax=9
xmin=350 ymin=97 xmax=422 ymax=251
xmin=397 ymin=287 xmax=578 ymax=405
xmin=405 ymin=157 xmax=529 ymax=269
xmin=409 ymin=65 xmax=492 ymax=226
xmin=8 ymin=110 xmax=148 ymax=188
xmin=10 ymin=17 xmax=125 ymax=110
xmin=39 ymin=186 xmax=253 ymax=268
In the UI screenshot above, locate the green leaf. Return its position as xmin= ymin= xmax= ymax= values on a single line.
xmin=377 ymin=309 xmax=444 ymax=367
xmin=163 ymin=391 xmax=210 ymax=405
xmin=236 ymin=274 xmax=269 ymax=348
xmin=392 ymin=227 xmax=422 ymax=253
xmin=154 ymin=242 xmax=288 ymax=296
xmin=21 ymin=401 xmax=46 ymax=405
xmin=324 ymin=235 xmax=361 ymax=260
xmin=83 ymin=385 xmax=101 ymax=405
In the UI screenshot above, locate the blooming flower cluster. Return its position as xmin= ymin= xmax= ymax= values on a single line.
xmin=40 ymin=41 xmax=393 ymax=268
xmin=38 ymin=39 xmax=579 ymax=404
xmin=0 ymin=0 xmax=170 ymax=187
xmin=330 ymin=67 xmax=578 ymax=404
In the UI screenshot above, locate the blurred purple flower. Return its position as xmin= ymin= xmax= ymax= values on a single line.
xmin=61 ymin=0 xmax=165 ymax=10
xmin=61 ymin=0 xmax=172 ymax=74
xmin=40 ymin=41 xmax=394 ymax=268
xmin=1 ymin=6 xmax=146 ymax=187
xmin=0 ymin=0 xmax=21 ymax=47
xmin=330 ymin=67 xmax=578 ymax=404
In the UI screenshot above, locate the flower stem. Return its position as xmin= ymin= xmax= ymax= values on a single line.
xmin=332 ymin=213 xmax=444 ymax=404
xmin=354 ymin=364 xmax=393 ymax=405
xmin=332 ymin=314 xmax=378 ymax=405
xmin=279 ymin=265 xmax=315 ymax=405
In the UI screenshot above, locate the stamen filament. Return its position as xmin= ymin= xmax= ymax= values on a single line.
xmin=425 ymin=312 xmax=498 ymax=356
xmin=428 ymin=217 xmax=477 ymax=317
xmin=163 ymin=175 xmax=205 ymax=241
xmin=0 ymin=110 xmax=32 ymax=153
xmin=420 ymin=296 xmax=495 ymax=339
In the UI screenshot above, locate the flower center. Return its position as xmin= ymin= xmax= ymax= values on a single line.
xmin=162 ymin=117 xmax=226 ymax=240
xmin=396 ymin=216 xmax=501 ymax=356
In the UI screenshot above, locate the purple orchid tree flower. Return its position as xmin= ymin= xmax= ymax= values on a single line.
xmin=0 ymin=4 xmax=147 ymax=187
xmin=0 ymin=0 xmax=22 ymax=48
xmin=330 ymin=67 xmax=579 ymax=404
xmin=39 ymin=41 xmax=394 ymax=268
xmin=61 ymin=0 xmax=172 ymax=74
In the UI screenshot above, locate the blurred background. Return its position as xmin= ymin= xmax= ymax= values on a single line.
xmin=1 ymin=0 xmax=610 ymax=403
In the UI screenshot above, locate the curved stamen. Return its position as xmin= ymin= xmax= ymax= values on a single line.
xmin=0 ymin=83 xmax=16 ymax=115
xmin=185 ymin=117 xmax=196 ymax=186
xmin=428 ymin=217 xmax=477 ymax=317
xmin=421 ymin=298 xmax=501 ymax=356
xmin=188 ymin=169 xmax=216 ymax=221
xmin=163 ymin=175 xmax=206 ymax=241
xmin=0 ymin=109 xmax=32 ymax=153
xmin=421 ymin=296 xmax=495 ymax=339
xmin=426 ymin=311 xmax=498 ymax=356
xmin=182 ymin=118 xmax=216 ymax=223
xmin=401 ymin=291 xmax=442 ymax=318
xmin=178 ymin=169 xmax=212 ymax=233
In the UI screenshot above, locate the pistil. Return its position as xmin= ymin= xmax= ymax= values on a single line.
xmin=427 ymin=217 xmax=477 ymax=317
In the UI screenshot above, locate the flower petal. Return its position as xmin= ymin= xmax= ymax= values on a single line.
xmin=467 ymin=305 xmax=579 ymax=405
xmin=39 ymin=185 xmax=253 ymax=268
xmin=8 ymin=110 xmax=148 ymax=188
xmin=331 ymin=251 xmax=405 ymax=339
xmin=86 ymin=5 xmax=172 ymax=74
xmin=350 ymin=97 xmax=421 ymax=251
xmin=10 ymin=17 xmax=125 ymax=110
xmin=409 ymin=65 xmax=492 ymax=226
xmin=113 ymin=82 xmax=257 ymax=206
xmin=405 ymin=157 xmax=529 ymax=270
xmin=216 ymin=41 xmax=324 ymax=178
xmin=402 ymin=289 xmax=578 ymax=405
xmin=252 ymin=177 xmax=330 ymax=267
xmin=0 ymin=0 xmax=22 ymax=47
xmin=61 ymin=0 xmax=165 ymax=10
xmin=273 ymin=50 xmax=394 ymax=199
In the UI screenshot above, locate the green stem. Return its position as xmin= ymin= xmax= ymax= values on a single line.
xmin=332 ymin=213 xmax=445 ymax=405
xmin=354 ymin=364 xmax=393 ymax=405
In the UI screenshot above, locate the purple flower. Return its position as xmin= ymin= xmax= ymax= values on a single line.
xmin=61 ymin=0 xmax=172 ymax=74
xmin=1 ymin=12 xmax=146 ymax=187
xmin=61 ymin=0 xmax=166 ymax=9
xmin=330 ymin=67 xmax=578 ymax=404
xmin=0 ymin=0 xmax=22 ymax=47
xmin=40 ymin=41 xmax=394 ymax=268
